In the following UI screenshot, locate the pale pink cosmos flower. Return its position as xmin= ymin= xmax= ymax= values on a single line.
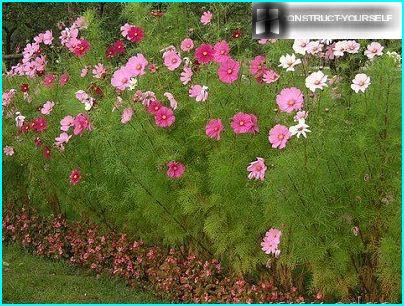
xmin=2 ymin=89 xmax=16 ymax=107
xmin=166 ymin=161 xmax=186 ymax=178
xmin=200 ymin=11 xmax=213 ymax=25
xmin=292 ymin=39 xmax=310 ymax=55
xmin=205 ymin=119 xmax=224 ymax=140
xmin=258 ymin=39 xmax=269 ymax=45
xmin=113 ymin=96 xmax=123 ymax=111
xmin=155 ymin=106 xmax=175 ymax=128
xmin=164 ymin=92 xmax=178 ymax=110
xmin=126 ymin=53 xmax=148 ymax=76
xmin=247 ymin=157 xmax=267 ymax=181
xmin=278 ymin=54 xmax=301 ymax=71
xmin=163 ymin=50 xmax=182 ymax=71
xmin=92 ymin=63 xmax=106 ymax=79
xmin=294 ymin=111 xmax=308 ymax=122
xmin=73 ymin=16 xmax=88 ymax=30
xmin=60 ymin=115 xmax=74 ymax=132
xmin=261 ymin=228 xmax=282 ymax=256
xmin=121 ymin=107 xmax=134 ymax=124
xmin=35 ymin=30 xmax=53 ymax=45
xmin=111 ymin=67 xmax=132 ymax=90
xmin=15 ymin=112 xmax=25 ymax=128
xmin=217 ymin=58 xmax=240 ymax=84
xmin=306 ymin=41 xmax=323 ymax=55
xmin=213 ymin=40 xmax=230 ymax=63
xmin=141 ymin=91 xmax=157 ymax=107
xmin=364 ymin=42 xmax=383 ymax=59
xmin=120 ymin=23 xmax=132 ymax=38
xmin=189 ymin=85 xmax=208 ymax=102
xmin=55 ymin=132 xmax=72 ymax=149
xmin=333 ymin=40 xmax=347 ymax=57
xmin=345 ymin=40 xmax=360 ymax=54
xmin=276 ymin=87 xmax=304 ymax=113
xmin=40 ymin=101 xmax=55 ymax=115
xmin=305 ymin=71 xmax=328 ymax=92
xmin=263 ymin=69 xmax=279 ymax=84
xmin=80 ymin=67 xmax=89 ymax=77
xmin=180 ymin=66 xmax=193 ymax=85
xmin=180 ymin=38 xmax=194 ymax=52
xmin=351 ymin=73 xmax=371 ymax=93
xmin=268 ymin=124 xmax=291 ymax=149
xmin=4 ymin=146 xmax=14 ymax=156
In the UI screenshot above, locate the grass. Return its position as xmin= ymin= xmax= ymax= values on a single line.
xmin=2 ymin=244 xmax=164 ymax=303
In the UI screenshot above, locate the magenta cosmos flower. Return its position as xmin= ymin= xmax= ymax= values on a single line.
xmin=276 ymin=87 xmax=304 ymax=113
xmin=127 ymin=26 xmax=144 ymax=43
xmin=69 ymin=169 xmax=81 ymax=185
xmin=213 ymin=40 xmax=230 ymax=63
xmin=73 ymin=113 xmax=91 ymax=135
xmin=205 ymin=119 xmax=224 ymax=140
xmin=59 ymin=73 xmax=70 ymax=86
xmin=195 ymin=44 xmax=215 ymax=64
xmin=261 ymin=228 xmax=281 ymax=256
xmin=73 ymin=39 xmax=90 ymax=57
xmin=231 ymin=112 xmax=259 ymax=134
xmin=166 ymin=161 xmax=186 ymax=179
xmin=43 ymin=74 xmax=56 ymax=87
xmin=250 ymin=55 xmax=266 ymax=76
xmin=163 ymin=50 xmax=181 ymax=71
xmin=268 ymin=124 xmax=291 ymax=149
xmin=217 ymin=58 xmax=240 ymax=84
xmin=155 ymin=106 xmax=175 ymax=128
xmin=147 ymin=100 xmax=163 ymax=114
xmin=31 ymin=117 xmax=48 ymax=132
xmin=180 ymin=38 xmax=194 ymax=52
xmin=247 ymin=157 xmax=267 ymax=181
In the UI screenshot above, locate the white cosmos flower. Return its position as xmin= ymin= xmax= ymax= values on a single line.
xmin=278 ymin=53 xmax=302 ymax=72
xmin=305 ymin=71 xmax=328 ymax=92
xmin=128 ymin=78 xmax=138 ymax=91
xmin=351 ymin=73 xmax=371 ymax=93
xmin=289 ymin=119 xmax=311 ymax=138
xmin=292 ymin=39 xmax=310 ymax=55
xmin=15 ymin=112 xmax=25 ymax=128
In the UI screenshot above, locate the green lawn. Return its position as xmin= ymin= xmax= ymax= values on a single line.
xmin=2 ymin=244 xmax=164 ymax=303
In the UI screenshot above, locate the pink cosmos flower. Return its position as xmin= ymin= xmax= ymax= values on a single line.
xmin=111 ymin=67 xmax=132 ymax=90
xmin=155 ymin=106 xmax=175 ymax=128
xmin=250 ymin=55 xmax=266 ymax=76
xmin=92 ymin=63 xmax=106 ymax=79
xmin=166 ymin=161 xmax=186 ymax=178
xmin=43 ymin=30 xmax=54 ymax=45
xmin=213 ymin=40 xmax=230 ymax=63
xmin=276 ymin=87 xmax=304 ymax=113
xmin=80 ymin=67 xmax=89 ymax=77
xmin=164 ymin=92 xmax=178 ymax=110
xmin=217 ymin=58 xmax=240 ymax=84
xmin=294 ymin=111 xmax=308 ymax=122
xmin=180 ymin=66 xmax=193 ymax=85
xmin=231 ymin=112 xmax=256 ymax=134
xmin=60 ymin=115 xmax=74 ymax=131
xmin=4 ymin=146 xmax=14 ymax=156
xmin=205 ymin=119 xmax=224 ymax=140
xmin=261 ymin=228 xmax=282 ymax=256
xmin=189 ymin=85 xmax=208 ymax=102
xmin=55 ymin=132 xmax=72 ymax=148
xmin=258 ymin=38 xmax=269 ymax=45
xmin=15 ymin=113 xmax=25 ymax=128
xmin=69 ymin=169 xmax=81 ymax=185
xmin=268 ymin=124 xmax=291 ymax=149
xmin=121 ymin=107 xmax=134 ymax=124
xmin=59 ymin=73 xmax=69 ymax=86
xmin=180 ymin=38 xmax=194 ymax=52
xmin=40 ymin=101 xmax=55 ymax=115
xmin=364 ymin=42 xmax=383 ymax=59
xmin=163 ymin=50 xmax=182 ymax=71
xmin=126 ymin=53 xmax=148 ymax=76
xmin=120 ymin=23 xmax=132 ymax=37
xmin=43 ymin=74 xmax=56 ymax=87
xmin=141 ymin=91 xmax=157 ymax=107
xmin=147 ymin=100 xmax=163 ymax=115
xmin=263 ymin=69 xmax=279 ymax=84
xmin=247 ymin=157 xmax=267 ymax=181
xmin=31 ymin=117 xmax=48 ymax=132
xmin=195 ymin=44 xmax=215 ymax=64
xmin=2 ymin=89 xmax=16 ymax=106
xmin=200 ymin=11 xmax=213 ymax=25
xmin=73 ymin=39 xmax=90 ymax=57
xmin=73 ymin=113 xmax=91 ymax=135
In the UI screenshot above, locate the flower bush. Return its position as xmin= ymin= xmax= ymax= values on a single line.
xmin=2 ymin=3 xmax=401 ymax=302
